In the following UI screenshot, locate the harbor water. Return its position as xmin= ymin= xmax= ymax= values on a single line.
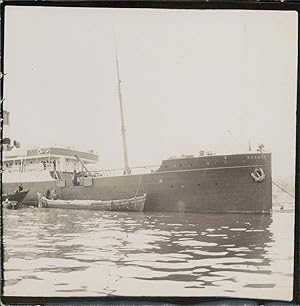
xmin=3 ymin=205 xmax=294 ymax=300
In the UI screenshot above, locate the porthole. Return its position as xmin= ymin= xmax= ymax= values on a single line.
xmin=164 ymin=165 xmax=168 ymax=168
xmin=171 ymin=185 xmax=174 ymax=188
xmin=180 ymin=164 xmax=182 ymax=167
xmin=198 ymin=184 xmax=200 ymax=187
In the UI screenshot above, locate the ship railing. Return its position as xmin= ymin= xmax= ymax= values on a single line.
xmin=84 ymin=165 xmax=160 ymax=177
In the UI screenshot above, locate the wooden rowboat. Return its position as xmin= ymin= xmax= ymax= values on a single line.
xmin=37 ymin=193 xmax=146 ymax=212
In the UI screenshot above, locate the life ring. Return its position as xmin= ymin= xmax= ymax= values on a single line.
xmin=251 ymin=168 xmax=266 ymax=182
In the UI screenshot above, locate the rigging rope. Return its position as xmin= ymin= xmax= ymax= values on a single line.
xmin=272 ymin=180 xmax=295 ymax=199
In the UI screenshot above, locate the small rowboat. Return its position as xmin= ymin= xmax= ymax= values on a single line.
xmin=37 ymin=193 xmax=146 ymax=212
xmin=2 ymin=189 xmax=30 ymax=209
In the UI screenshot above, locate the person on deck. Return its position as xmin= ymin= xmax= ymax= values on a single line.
xmin=53 ymin=159 xmax=57 ymax=171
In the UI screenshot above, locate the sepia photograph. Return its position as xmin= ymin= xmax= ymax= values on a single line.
xmin=1 ymin=4 xmax=297 ymax=302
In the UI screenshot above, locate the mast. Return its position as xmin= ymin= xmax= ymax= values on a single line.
xmin=114 ymin=38 xmax=131 ymax=175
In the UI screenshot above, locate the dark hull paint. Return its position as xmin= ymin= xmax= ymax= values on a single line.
xmin=2 ymin=153 xmax=272 ymax=213
xmin=2 ymin=190 xmax=30 ymax=204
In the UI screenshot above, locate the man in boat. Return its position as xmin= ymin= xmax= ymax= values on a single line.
xmin=45 ymin=188 xmax=51 ymax=199
xmin=72 ymin=170 xmax=79 ymax=186
xmin=51 ymin=189 xmax=58 ymax=200
xmin=16 ymin=184 xmax=23 ymax=193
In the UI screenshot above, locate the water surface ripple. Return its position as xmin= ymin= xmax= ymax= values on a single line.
xmin=3 ymin=207 xmax=294 ymax=300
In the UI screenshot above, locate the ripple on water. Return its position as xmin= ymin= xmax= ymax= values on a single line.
xmin=2 ymin=208 xmax=295 ymax=300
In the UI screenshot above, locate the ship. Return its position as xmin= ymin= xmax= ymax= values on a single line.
xmin=1 ymin=109 xmax=272 ymax=214
xmin=2 ymin=144 xmax=272 ymax=213
xmin=1 ymin=112 xmax=272 ymax=213
xmin=1 ymin=42 xmax=272 ymax=214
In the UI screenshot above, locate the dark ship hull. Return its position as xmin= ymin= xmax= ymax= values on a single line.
xmin=2 ymin=153 xmax=272 ymax=213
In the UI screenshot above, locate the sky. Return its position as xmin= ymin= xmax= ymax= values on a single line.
xmin=3 ymin=7 xmax=298 ymax=177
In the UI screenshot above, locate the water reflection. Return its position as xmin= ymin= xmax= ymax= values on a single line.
xmin=3 ymin=208 xmax=293 ymax=300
